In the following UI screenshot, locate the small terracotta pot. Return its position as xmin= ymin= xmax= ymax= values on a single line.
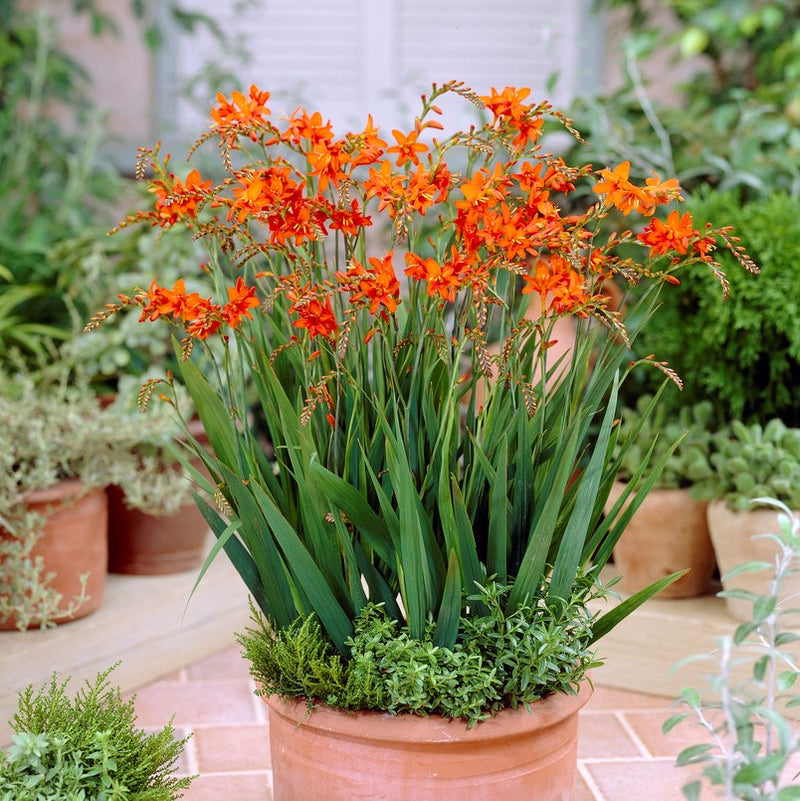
xmin=107 ymin=418 xmax=210 ymax=575
xmin=1 ymin=479 xmax=108 ymax=629
xmin=606 ymin=482 xmax=715 ymax=598
xmin=106 ymin=486 xmax=209 ymax=574
xmin=266 ymin=683 xmax=592 ymax=801
xmin=707 ymin=500 xmax=800 ymax=622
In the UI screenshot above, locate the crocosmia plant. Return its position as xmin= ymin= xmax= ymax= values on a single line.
xmin=93 ymin=81 xmax=756 ymax=718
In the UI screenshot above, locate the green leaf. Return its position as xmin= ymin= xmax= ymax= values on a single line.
xmin=590 ymin=571 xmax=686 ymax=643
xmin=433 ymin=550 xmax=462 ymax=649
xmin=662 ymin=713 xmax=687 ymax=734
xmin=733 ymin=753 xmax=785 ymax=785
xmin=675 ymin=743 xmax=714 ymax=766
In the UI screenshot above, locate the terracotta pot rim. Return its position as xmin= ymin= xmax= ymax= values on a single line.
xmin=22 ymin=477 xmax=95 ymax=505
xmin=265 ymin=681 xmax=592 ymax=743
xmin=707 ymin=498 xmax=800 ymax=516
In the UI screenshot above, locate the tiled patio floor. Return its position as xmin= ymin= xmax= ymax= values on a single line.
xmin=131 ymin=645 xmax=710 ymax=801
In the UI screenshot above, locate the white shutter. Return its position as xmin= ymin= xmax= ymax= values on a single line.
xmin=166 ymin=0 xmax=600 ymax=142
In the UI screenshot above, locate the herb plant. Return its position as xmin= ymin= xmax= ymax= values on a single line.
xmin=0 ymin=664 xmax=194 ymax=800
xmin=664 ymin=499 xmax=800 ymax=800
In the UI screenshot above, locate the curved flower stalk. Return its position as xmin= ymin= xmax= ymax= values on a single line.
xmin=90 ymin=81 xmax=757 ymax=656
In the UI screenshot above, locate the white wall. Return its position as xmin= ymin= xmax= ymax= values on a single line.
xmin=159 ymin=0 xmax=604 ymax=145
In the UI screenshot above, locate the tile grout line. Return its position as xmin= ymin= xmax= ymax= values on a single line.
xmin=577 ymin=760 xmax=607 ymax=801
xmin=615 ymin=710 xmax=657 ymax=759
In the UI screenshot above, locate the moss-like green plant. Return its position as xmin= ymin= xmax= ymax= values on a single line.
xmin=0 ymin=664 xmax=194 ymax=800
xmin=616 ymin=395 xmax=716 ymax=492
xmin=239 ymin=578 xmax=601 ymax=727
xmin=704 ymin=419 xmax=800 ymax=511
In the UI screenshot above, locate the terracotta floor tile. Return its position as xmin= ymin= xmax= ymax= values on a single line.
xmin=585 ymin=685 xmax=674 ymax=712
xmin=186 ymin=645 xmax=250 ymax=681
xmin=583 ymin=759 xmax=705 ymax=801
xmin=132 ymin=680 xmax=259 ymax=727
xmin=578 ymin=712 xmax=643 ymax=759
xmin=194 ymin=724 xmax=271 ymax=772
xmin=622 ymin=708 xmax=711 ymax=758
xmin=575 ymin=771 xmax=601 ymax=801
xmin=179 ymin=772 xmax=272 ymax=801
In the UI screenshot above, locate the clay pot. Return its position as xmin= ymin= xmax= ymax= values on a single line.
xmin=1 ymin=479 xmax=108 ymax=629
xmin=106 ymin=486 xmax=209 ymax=574
xmin=707 ymin=500 xmax=800 ymax=621
xmin=107 ymin=418 xmax=210 ymax=575
xmin=266 ymin=683 xmax=592 ymax=801
xmin=605 ymin=482 xmax=715 ymax=599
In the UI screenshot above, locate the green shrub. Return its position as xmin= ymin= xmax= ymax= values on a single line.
xmin=628 ymin=190 xmax=800 ymax=427
xmin=238 ymin=579 xmax=600 ymax=727
xmin=0 ymin=665 xmax=193 ymax=800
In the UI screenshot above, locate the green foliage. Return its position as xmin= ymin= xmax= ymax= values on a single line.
xmin=0 ymin=664 xmax=194 ymax=800
xmin=616 ymin=394 xmax=715 ymax=490
xmin=577 ymin=1 xmax=800 ymax=200
xmin=628 ymin=190 xmax=800 ymax=427
xmin=705 ymin=420 xmax=800 ymax=511
xmin=239 ymin=579 xmax=600 ymax=726
xmin=665 ymin=499 xmax=800 ymax=799
xmin=0 ymin=366 xmax=197 ymax=628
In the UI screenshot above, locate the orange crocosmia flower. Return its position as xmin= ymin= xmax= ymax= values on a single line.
xmin=152 ymin=169 xmax=212 ymax=227
xmin=339 ymin=252 xmax=401 ymax=316
xmin=140 ymin=278 xmax=204 ymax=323
xmin=290 ymin=295 xmax=338 ymax=340
xmin=210 ymin=85 xmax=271 ymax=143
xmin=328 ymin=199 xmax=372 ymax=236
xmin=455 ymin=163 xmax=510 ymax=213
xmin=347 ymin=114 xmax=388 ymax=167
xmin=521 ymin=254 xmax=587 ymax=314
xmin=307 ymin=138 xmax=351 ymax=191
xmin=404 ymin=249 xmax=467 ymax=303
xmin=363 ymin=160 xmax=407 ymax=218
xmin=641 ymin=172 xmax=682 ymax=213
xmin=593 ymin=161 xmax=650 ymax=216
xmin=186 ymin=299 xmax=224 ymax=340
xmin=479 ymin=86 xmax=532 ymax=123
xmin=282 ymin=108 xmax=334 ymax=147
xmin=387 ymin=129 xmax=428 ymax=167
xmin=637 ymin=210 xmax=698 ymax=257
xmin=221 ymin=277 xmax=260 ymax=328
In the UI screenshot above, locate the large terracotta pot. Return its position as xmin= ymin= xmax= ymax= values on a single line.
xmin=1 ymin=479 xmax=108 ymax=629
xmin=707 ymin=500 xmax=800 ymax=621
xmin=266 ymin=683 xmax=592 ymax=801
xmin=107 ymin=418 xmax=210 ymax=575
xmin=605 ymin=482 xmax=715 ymax=598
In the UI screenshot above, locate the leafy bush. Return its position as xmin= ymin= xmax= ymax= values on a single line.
xmin=627 ymin=190 xmax=800 ymax=427
xmin=0 ymin=665 xmax=193 ymax=800
xmin=239 ymin=579 xmax=600 ymax=726
xmin=570 ymin=1 xmax=800 ymax=201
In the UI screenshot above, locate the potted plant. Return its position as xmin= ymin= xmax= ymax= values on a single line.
xmin=0 ymin=366 xmax=205 ymax=629
xmin=606 ymin=394 xmax=717 ymax=598
xmin=702 ymin=419 xmax=800 ymax=621
xmin=0 ymin=664 xmax=194 ymax=798
xmin=94 ymin=81 xmax=755 ymax=799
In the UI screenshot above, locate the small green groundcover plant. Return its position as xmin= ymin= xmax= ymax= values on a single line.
xmin=0 ymin=664 xmax=194 ymax=800
xmin=664 ymin=499 xmax=800 ymax=800
xmin=239 ymin=576 xmax=602 ymax=727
